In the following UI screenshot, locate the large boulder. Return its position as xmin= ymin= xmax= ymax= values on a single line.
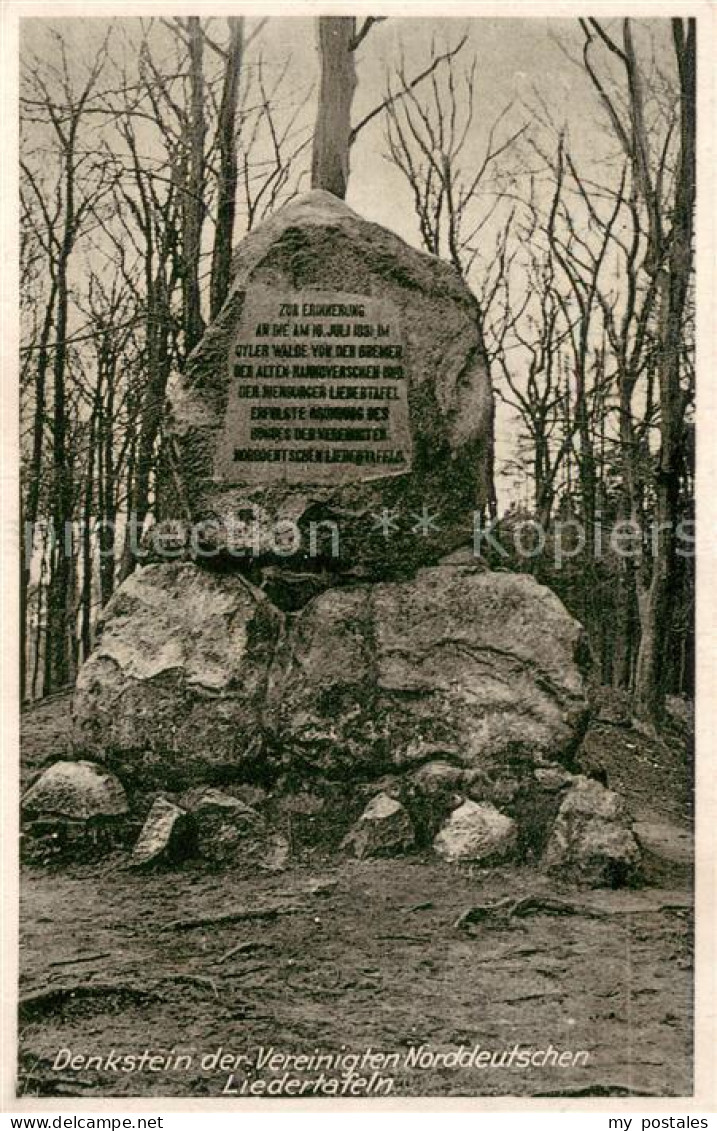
xmin=633 ymin=820 xmax=692 ymax=886
xmin=179 ymin=786 xmax=288 ymax=871
xmin=271 ymin=565 xmax=589 ymax=783
xmin=433 ymin=799 xmax=517 ymax=863
xmin=21 ymin=760 xmax=129 ymax=859
xmin=72 ymin=562 xmax=282 ymax=788
xmin=542 ymin=776 xmax=641 ymax=887
xmin=161 ymin=190 xmax=494 ymax=590
xmin=22 ymin=761 xmax=127 ymax=821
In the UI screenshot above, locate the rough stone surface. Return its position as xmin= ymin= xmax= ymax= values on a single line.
xmin=542 ymin=776 xmax=641 ymax=887
xmin=258 ymin=833 xmax=291 ymax=873
xmin=633 ymin=821 xmax=692 ymax=865
xmin=231 ymin=784 xmax=269 ymax=810
xmin=140 ymin=519 xmax=193 ymax=565
xmin=179 ymin=787 xmax=267 ymax=866
xmin=633 ymin=820 xmax=693 ymax=885
xmin=72 ymin=562 xmax=282 ymax=787
xmin=276 ymin=792 xmax=326 ymax=817
xmin=162 ymin=190 xmax=494 ymax=587
xmin=433 ymin=799 xmax=517 ymax=863
xmin=273 ymin=565 xmax=589 ymax=781
xmin=130 ymin=797 xmax=193 ymax=868
xmin=180 ymin=786 xmax=261 ymax=822
xmin=71 ymin=564 xmax=588 ymax=800
xmin=534 ymin=764 xmax=576 ymax=793
xmin=409 ymin=760 xmax=465 ymax=794
xmin=341 ymin=793 xmax=415 ymax=859
xmin=22 ymin=761 xmax=128 ymax=821
xmin=403 ymin=760 xmax=465 ymax=843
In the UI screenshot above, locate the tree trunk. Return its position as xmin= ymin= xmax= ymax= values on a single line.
xmin=20 ymin=278 xmax=57 ymax=700
xmin=32 ymin=523 xmax=51 ymax=701
xmin=633 ymin=19 xmax=695 ymax=721
xmin=46 ymin=200 xmax=74 ymax=692
xmin=81 ymin=399 xmax=98 ymax=660
xmin=98 ymin=361 xmax=117 ymax=606
xmin=311 ymin=18 xmax=356 ymax=199
xmin=183 ymin=16 xmax=206 ymax=355
xmin=210 ymin=17 xmax=243 ymax=321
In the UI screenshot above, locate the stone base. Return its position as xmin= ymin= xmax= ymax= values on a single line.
xmin=66 ymin=560 xmax=650 ymax=885
xmin=73 ymin=561 xmax=589 ymax=796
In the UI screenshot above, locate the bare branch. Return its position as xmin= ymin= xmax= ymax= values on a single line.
xmin=350 ymin=35 xmax=468 ymax=142
xmin=349 ymin=17 xmax=387 ymax=51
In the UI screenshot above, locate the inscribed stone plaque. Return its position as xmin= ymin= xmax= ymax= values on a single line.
xmin=213 ymin=289 xmax=413 ymax=485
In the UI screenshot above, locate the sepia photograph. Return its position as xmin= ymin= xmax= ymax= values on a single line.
xmin=11 ymin=4 xmax=702 ymax=1104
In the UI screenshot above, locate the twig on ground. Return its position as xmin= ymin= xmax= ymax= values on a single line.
xmin=161 ymin=902 xmax=301 ymax=932
xmin=215 ymin=941 xmax=273 ymax=965
xmin=49 ymin=952 xmax=111 ymax=968
xmin=454 ymin=894 xmax=605 ymax=931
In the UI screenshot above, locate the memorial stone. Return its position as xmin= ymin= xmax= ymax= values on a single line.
xmin=164 ymin=190 xmax=494 ymax=590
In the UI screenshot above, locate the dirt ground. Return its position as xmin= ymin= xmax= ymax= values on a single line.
xmin=17 ymin=690 xmax=694 ymax=1100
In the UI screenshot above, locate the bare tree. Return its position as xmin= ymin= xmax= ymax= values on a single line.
xmin=311 ymin=17 xmax=471 ymax=200
xmin=181 ymin=17 xmax=206 ymax=354
xmin=20 ymin=32 xmax=111 ymax=692
xmin=579 ymin=17 xmax=696 ymax=720
xmin=208 ymin=17 xmax=244 ymax=319
xmin=382 ymin=47 xmax=528 ymax=519
xmin=385 ymin=52 xmax=526 ymax=276
xmin=489 ymin=210 xmax=572 ymax=531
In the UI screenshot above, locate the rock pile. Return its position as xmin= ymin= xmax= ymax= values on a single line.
xmin=21 ymin=756 xmax=641 ymax=886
